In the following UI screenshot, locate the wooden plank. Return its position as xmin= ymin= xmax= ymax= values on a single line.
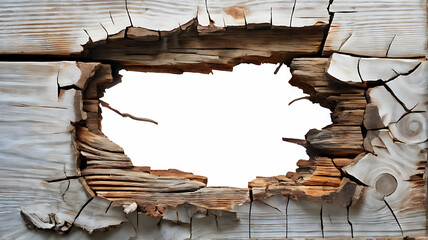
xmin=344 ymin=131 xmax=427 ymax=236
xmin=0 ymin=61 xmax=133 ymax=239
xmin=0 ymin=0 xmax=328 ymax=55
xmin=324 ymin=0 xmax=426 ymax=57
xmin=322 ymin=203 xmax=352 ymax=238
xmin=99 ymin=188 xmax=250 ymax=218
xmin=327 ymin=53 xmax=424 ymax=83
xmin=287 ymin=199 xmax=323 ymax=238
xmin=191 ymin=203 xmax=250 ymax=239
xmin=0 ymin=0 xmax=130 ymax=53
xmin=250 ymin=196 xmax=287 ymax=238
xmin=84 ymin=23 xmax=327 ymax=74
xmin=126 ymin=211 xmax=190 ymax=240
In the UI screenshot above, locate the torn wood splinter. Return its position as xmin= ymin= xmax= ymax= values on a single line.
xmin=99 ymin=100 xmax=158 ymax=125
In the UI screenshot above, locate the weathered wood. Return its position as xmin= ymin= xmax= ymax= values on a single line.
xmin=324 ymin=0 xmax=427 ymax=57
xmin=0 ymin=0 xmax=426 ymax=238
xmin=0 ymin=0 xmax=328 ymax=55
xmin=83 ymin=20 xmax=327 ymax=74
xmin=327 ymin=53 xmax=423 ymax=83
xmin=0 ymin=62 xmax=128 ymax=238
xmin=250 ymin=196 xmax=287 ymax=238
xmin=191 ymin=203 xmax=250 ymax=239
xmin=289 ymin=58 xmax=366 ymax=158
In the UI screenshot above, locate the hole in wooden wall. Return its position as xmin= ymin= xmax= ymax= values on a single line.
xmin=100 ymin=64 xmax=332 ymax=187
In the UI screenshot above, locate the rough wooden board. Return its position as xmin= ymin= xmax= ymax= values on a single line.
xmin=0 ymin=0 xmax=328 ymax=55
xmin=289 ymin=58 xmax=366 ymax=158
xmin=327 ymin=53 xmax=424 ymax=83
xmin=0 ymin=2 xmax=426 ymax=235
xmin=287 ymin=199 xmax=323 ymax=238
xmin=349 ymin=187 xmax=405 ymax=238
xmin=101 ymin=187 xmax=250 ymax=219
xmin=324 ymin=0 xmax=427 ymax=57
xmin=191 ymin=203 xmax=250 ymax=239
xmin=82 ymin=168 xmax=206 ymax=193
xmin=149 ymin=169 xmax=208 ymax=184
xmin=0 ymin=61 xmax=132 ymax=239
xmin=196 ymin=0 xmax=329 ymax=28
xmin=125 ymin=211 xmax=191 ymax=240
xmin=250 ymin=196 xmax=287 ymax=238
xmin=345 ymin=131 xmax=427 ymax=237
xmin=83 ymin=20 xmax=327 ymax=74
xmin=0 ymin=0 xmax=130 ymax=53
xmin=305 ymin=125 xmax=364 ymax=157
xmin=322 ymin=203 xmax=352 ymax=238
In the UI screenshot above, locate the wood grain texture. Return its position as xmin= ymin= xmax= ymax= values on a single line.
xmin=324 ymin=0 xmax=427 ymax=57
xmin=0 ymin=62 xmax=127 ymax=239
xmin=289 ymin=57 xmax=366 ymax=157
xmin=0 ymin=0 xmax=328 ymax=55
xmin=83 ymin=20 xmax=327 ymax=74
xmin=0 ymin=0 xmax=426 ymax=236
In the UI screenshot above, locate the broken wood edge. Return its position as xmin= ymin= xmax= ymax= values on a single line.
xmin=73 ymin=55 xmax=373 ymax=224
xmin=81 ymin=17 xmax=328 ymax=75
xmin=59 ymin=48 xmax=423 ymax=235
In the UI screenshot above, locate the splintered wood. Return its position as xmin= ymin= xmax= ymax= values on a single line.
xmin=83 ymin=19 xmax=327 ymax=74
xmin=0 ymin=0 xmax=426 ymax=239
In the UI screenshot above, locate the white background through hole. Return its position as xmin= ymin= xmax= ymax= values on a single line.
xmin=101 ymin=64 xmax=331 ymax=188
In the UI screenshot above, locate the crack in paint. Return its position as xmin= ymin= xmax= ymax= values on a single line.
xmin=385 ymin=34 xmax=396 ymax=57
xmin=289 ymin=0 xmax=297 ymax=27
xmin=248 ymin=202 xmax=252 ymax=239
xmin=258 ymin=200 xmax=283 ymax=213
xmin=105 ymin=201 xmax=113 ymax=214
xmin=83 ymin=29 xmax=93 ymax=42
xmin=357 ymin=57 xmax=363 ymax=82
xmin=109 ymin=11 xmax=115 ymax=25
xmin=47 ymin=175 xmax=82 ymax=183
xmin=100 ymin=23 xmax=109 ymax=39
xmin=346 ymin=201 xmax=354 ymax=238
xmin=285 ymin=197 xmax=290 ymax=238
xmin=320 ymin=204 xmax=324 ymax=238
xmin=383 ymin=83 xmax=411 ymax=112
xmin=70 ymin=197 xmax=94 ymax=230
xmin=385 ymin=62 xmax=421 ymax=83
xmin=189 ymin=217 xmax=193 ymax=239
xmin=125 ymin=0 xmax=133 ymax=27
xmin=384 ymin=198 xmax=404 ymax=236
xmin=338 ymin=33 xmax=352 ymax=51
xmin=61 ymin=164 xmax=70 ymax=202
xmin=204 ymin=0 xmax=214 ymax=25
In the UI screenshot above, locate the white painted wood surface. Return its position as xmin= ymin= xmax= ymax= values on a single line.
xmin=322 ymin=203 xmax=352 ymax=238
xmin=327 ymin=53 xmax=424 ymax=83
xmin=0 ymin=0 xmax=328 ymax=55
xmin=250 ymin=196 xmax=287 ymax=238
xmin=0 ymin=62 xmax=127 ymax=239
xmin=287 ymin=199 xmax=323 ymax=238
xmin=345 ymin=131 xmax=427 ymax=237
xmin=192 ymin=203 xmax=250 ymax=239
xmin=324 ymin=0 xmax=427 ymax=57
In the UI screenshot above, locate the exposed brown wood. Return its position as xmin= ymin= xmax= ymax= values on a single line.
xmin=83 ymin=19 xmax=327 ymax=74
xmin=288 ymin=58 xmax=366 ymax=158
